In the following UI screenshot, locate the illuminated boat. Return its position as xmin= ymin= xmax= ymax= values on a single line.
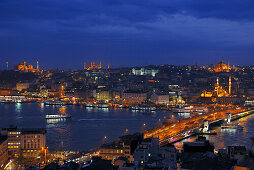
xmin=44 ymin=101 xmax=67 ymax=105
xmin=129 ymin=106 xmax=156 ymax=111
xmin=45 ymin=114 xmax=71 ymax=119
xmin=221 ymin=123 xmax=243 ymax=130
xmin=172 ymin=106 xmax=208 ymax=114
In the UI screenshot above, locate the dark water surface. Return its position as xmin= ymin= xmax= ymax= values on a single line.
xmin=1 ymin=103 xmax=253 ymax=151
xmin=0 ymin=103 xmax=170 ymax=151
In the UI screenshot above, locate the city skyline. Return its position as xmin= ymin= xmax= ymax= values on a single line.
xmin=1 ymin=0 xmax=254 ymax=69
xmin=0 ymin=58 xmax=251 ymax=71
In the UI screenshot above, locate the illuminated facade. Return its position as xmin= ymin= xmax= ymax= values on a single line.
xmin=151 ymin=93 xmax=169 ymax=105
xmin=99 ymin=142 xmax=131 ymax=161
xmin=122 ymin=90 xmax=147 ymax=104
xmin=16 ymin=83 xmax=30 ymax=91
xmin=1 ymin=127 xmax=46 ymax=158
xmin=84 ymin=61 xmax=102 ymax=70
xmin=201 ymin=76 xmax=231 ymax=98
xmin=131 ymin=68 xmax=159 ymax=77
xmin=14 ymin=61 xmax=39 ymax=72
xmin=212 ymin=60 xmax=230 ymax=72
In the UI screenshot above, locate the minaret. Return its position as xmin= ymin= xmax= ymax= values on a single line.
xmin=24 ymin=61 xmax=27 ymax=72
xmin=99 ymin=61 xmax=101 ymax=69
xmin=84 ymin=61 xmax=86 ymax=70
xmin=229 ymin=75 xmax=231 ymax=95
xmin=216 ymin=76 xmax=219 ymax=96
xmin=6 ymin=61 xmax=8 ymax=70
xmin=37 ymin=59 xmax=39 ymax=71
xmin=108 ymin=64 xmax=110 ymax=69
xmin=227 ymin=59 xmax=229 ymax=72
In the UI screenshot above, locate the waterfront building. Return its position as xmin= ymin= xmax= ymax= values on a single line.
xmin=151 ymin=93 xmax=169 ymax=105
xmin=122 ymin=90 xmax=147 ymax=104
xmin=0 ymin=135 xmax=8 ymax=167
xmin=96 ymin=90 xmax=112 ymax=102
xmin=1 ymin=126 xmax=46 ymax=158
xmin=0 ymin=90 xmax=17 ymax=96
xmin=0 ymin=95 xmax=25 ymax=103
xmin=16 ymin=83 xmax=30 ymax=91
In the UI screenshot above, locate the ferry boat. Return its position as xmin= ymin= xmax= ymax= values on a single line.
xmin=172 ymin=106 xmax=208 ymax=114
xmin=96 ymin=103 xmax=109 ymax=108
xmin=84 ymin=103 xmax=109 ymax=108
xmin=221 ymin=112 xmax=243 ymax=130
xmin=45 ymin=114 xmax=71 ymax=119
xmin=221 ymin=123 xmax=243 ymax=130
xmin=44 ymin=101 xmax=67 ymax=105
xmin=129 ymin=106 xmax=156 ymax=111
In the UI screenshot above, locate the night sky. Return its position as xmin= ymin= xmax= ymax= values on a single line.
xmin=0 ymin=0 xmax=254 ymax=69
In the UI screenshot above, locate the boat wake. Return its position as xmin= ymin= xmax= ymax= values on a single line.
xmin=79 ymin=118 xmax=138 ymax=121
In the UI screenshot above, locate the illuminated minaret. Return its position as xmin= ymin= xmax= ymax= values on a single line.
xmin=108 ymin=64 xmax=110 ymax=69
xmin=84 ymin=61 xmax=86 ymax=70
xmin=227 ymin=59 xmax=230 ymax=72
xmin=216 ymin=76 xmax=219 ymax=96
xmin=229 ymin=75 xmax=231 ymax=95
xmin=37 ymin=59 xmax=39 ymax=71
xmin=24 ymin=61 xmax=27 ymax=72
xmin=99 ymin=61 xmax=101 ymax=69
xmin=6 ymin=61 xmax=8 ymax=70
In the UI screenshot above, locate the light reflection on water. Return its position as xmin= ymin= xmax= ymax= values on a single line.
xmin=0 ymin=103 xmax=171 ymax=151
xmin=175 ymin=114 xmax=254 ymax=150
xmin=2 ymin=103 xmax=254 ymax=151
xmin=15 ymin=103 xmax=22 ymax=113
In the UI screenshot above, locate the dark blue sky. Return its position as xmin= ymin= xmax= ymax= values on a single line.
xmin=0 ymin=0 xmax=254 ymax=69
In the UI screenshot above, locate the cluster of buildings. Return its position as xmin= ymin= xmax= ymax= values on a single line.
xmin=42 ymin=135 xmax=254 ymax=170
xmin=0 ymin=126 xmax=46 ymax=167
xmin=0 ymin=59 xmax=253 ymax=107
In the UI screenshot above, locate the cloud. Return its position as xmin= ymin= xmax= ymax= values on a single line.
xmin=0 ymin=0 xmax=253 ymax=68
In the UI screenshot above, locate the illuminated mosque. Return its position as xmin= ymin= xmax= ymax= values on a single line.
xmin=212 ymin=60 xmax=230 ymax=72
xmin=84 ymin=61 xmax=102 ymax=70
xmin=14 ymin=60 xmax=39 ymax=72
xmin=201 ymin=75 xmax=231 ymax=98
xmin=84 ymin=61 xmax=109 ymax=70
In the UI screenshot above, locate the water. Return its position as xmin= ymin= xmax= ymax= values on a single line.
xmin=1 ymin=103 xmax=254 ymax=151
xmin=174 ymin=113 xmax=254 ymax=150
xmin=0 ymin=103 xmax=171 ymax=151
